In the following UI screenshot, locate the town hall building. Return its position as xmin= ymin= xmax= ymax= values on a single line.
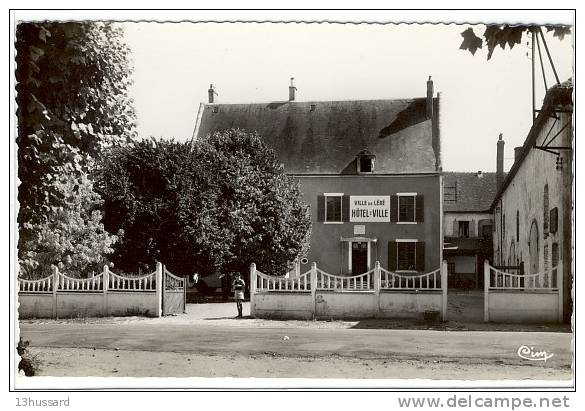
xmin=192 ymin=78 xmax=443 ymax=276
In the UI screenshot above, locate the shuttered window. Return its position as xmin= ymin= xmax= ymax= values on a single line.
xmin=389 ymin=240 xmax=425 ymax=271
xmin=398 ymin=196 xmax=415 ymax=222
xmin=318 ymin=193 xmax=346 ymax=223
xmin=395 ymin=194 xmax=424 ymax=223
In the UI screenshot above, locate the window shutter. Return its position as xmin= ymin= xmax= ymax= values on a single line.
xmin=415 ymin=242 xmax=425 ymax=271
xmin=453 ymin=220 xmax=458 ymax=237
xmin=469 ymin=221 xmax=476 ymax=237
xmin=342 ymin=195 xmax=350 ymax=222
xmin=317 ymin=195 xmax=325 ymax=222
xmin=550 ymin=207 xmax=558 ymax=234
xmin=390 ymin=195 xmax=398 ymax=222
xmin=415 ymin=195 xmax=424 ymax=222
xmin=388 ymin=241 xmax=397 ymax=271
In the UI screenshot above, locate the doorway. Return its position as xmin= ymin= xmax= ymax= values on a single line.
xmin=351 ymin=242 xmax=368 ymax=274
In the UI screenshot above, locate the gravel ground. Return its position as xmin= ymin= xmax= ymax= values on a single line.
xmin=28 ymin=347 xmax=573 ymax=380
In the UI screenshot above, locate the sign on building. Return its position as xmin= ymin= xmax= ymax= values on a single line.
xmin=349 ymin=196 xmax=391 ymax=222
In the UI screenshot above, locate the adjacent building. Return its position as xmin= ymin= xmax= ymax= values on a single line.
xmin=193 ymin=78 xmax=443 ymax=276
xmin=491 ymin=80 xmax=573 ymax=321
xmin=443 ymin=171 xmax=496 ymax=289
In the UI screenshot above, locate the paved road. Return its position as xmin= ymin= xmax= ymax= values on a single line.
xmin=19 ymin=322 xmax=572 ymax=369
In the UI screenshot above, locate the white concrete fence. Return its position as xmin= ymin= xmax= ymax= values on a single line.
xmin=18 ymin=263 xmax=164 ymax=319
xmin=250 ymin=261 xmax=448 ymax=321
xmin=484 ymin=260 xmax=563 ymax=323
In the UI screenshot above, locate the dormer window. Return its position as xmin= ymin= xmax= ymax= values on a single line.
xmin=356 ymin=150 xmax=375 ymax=174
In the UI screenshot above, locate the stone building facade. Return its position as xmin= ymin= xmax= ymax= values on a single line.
xmin=491 ymin=80 xmax=573 ymax=321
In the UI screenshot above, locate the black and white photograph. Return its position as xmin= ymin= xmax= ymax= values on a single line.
xmin=9 ymin=8 xmax=576 ymax=397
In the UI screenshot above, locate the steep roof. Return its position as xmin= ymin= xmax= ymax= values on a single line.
xmin=193 ymin=98 xmax=440 ymax=174
xmin=443 ymin=172 xmax=498 ymax=212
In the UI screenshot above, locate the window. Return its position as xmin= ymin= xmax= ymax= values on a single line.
xmin=325 ymin=194 xmax=342 ymax=222
xmin=397 ymin=242 xmax=416 ymax=271
xmin=482 ymin=224 xmax=492 ymax=239
xmin=359 ymin=157 xmax=373 ymax=173
xmin=389 ymin=240 xmax=425 ymax=271
xmin=398 ymin=195 xmax=415 ymax=222
xmin=458 ymin=221 xmax=470 ymax=238
xmin=356 ymin=150 xmax=375 ymax=174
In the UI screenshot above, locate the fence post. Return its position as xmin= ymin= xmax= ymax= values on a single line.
xmin=484 ymin=260 xmax=490 ymax=322
xmin=311 ymin=262 xmax=317 ymax=319
xmin=441 ymin=260 xmax=448 ymax=321
xmin=250 ymin=263 xmax=256 ymax=318
xmin=103 ymin=265 xmax=110 ymax=317
xmin=51 ymin=265 xmax=59 ymax=319
xmin=155 ymin=262 xmax=163 ymax=318
xmin=557 ymin=259 xmax=563 ymax=323
xmin=374 ymin=261 xmax=381 ymax=317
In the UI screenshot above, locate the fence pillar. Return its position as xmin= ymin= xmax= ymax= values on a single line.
xmin=155 ymin=262 xmax=163 ymax=318
xmin=557 ymin=259 xmax=563 ymax=323
xmin=51 ymin=265 xmax=59 ymax=319
xmin=374 ymin=261 xmax=381 ymax=317
xmin=484 ymin=260 xmax=490 ymax=322
xmin=441 ymin=260 xmax=448 ymax=321
xmin=250 ymin=263 xmax=256 ymax=318
xmin=103 ymin=265 xmax=110 ymax=317
xmin=311 ymin=262 xmax=317 ymax=319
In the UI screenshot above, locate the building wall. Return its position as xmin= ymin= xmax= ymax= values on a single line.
xmin=493 ymin=111 xmax=572 ymax=319
xmin=296 ymin=174 xmax=441 ymax=275
xmin=444 ymin=212 xmax=492 ymax=237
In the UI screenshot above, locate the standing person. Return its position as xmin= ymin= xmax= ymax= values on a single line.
xmin=232 ymin=273 xmax=245 ymax=318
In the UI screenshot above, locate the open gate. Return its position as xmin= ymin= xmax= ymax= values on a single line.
xmin=162 ymin=266 xmax=187 ymax=315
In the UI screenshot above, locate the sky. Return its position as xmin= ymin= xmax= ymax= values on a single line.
xmin=123 ymin=22 xmax=573 ymax=173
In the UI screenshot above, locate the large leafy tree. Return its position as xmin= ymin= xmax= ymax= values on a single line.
xmin=16 ymin=22 xmax=135 ymax=278
xmin=183 ymin=129 xmax=312 ymax=277
xmin=460 ymin=24 xmax=571 ymax=59
xmin=99 ymin=130 xmax=312 ymax=279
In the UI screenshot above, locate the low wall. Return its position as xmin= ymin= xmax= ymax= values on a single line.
xmin=379 ymin=290 xmax=443 ymax=318
xmin=250 ymin=262 xmax=448 ymax=321
xmin=252 ymin=292 xmax=313 ymax=320
xmin=483 ymin=261 xmax=563 ymax=323
xmin=315 ymin=291 xmax=377 ymax=319
xmin=487 ymin=291 xmax=560 ymax=323
xmin=18 ymin=264 xmax=164 ymax=319
xmin=56 ymin=293 xmax=104 ymax=318
xmin=18 ymin=294 xmax=53 ymax=319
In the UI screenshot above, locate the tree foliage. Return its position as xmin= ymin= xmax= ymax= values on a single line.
xmin=16 ymin=22 xmax=134 ymax=277
xmin=460 ymin=25 xmax=571 ymax=59
xmin=98 ymin=130 xmax=312 ymax=278
xmin=19 ymin=159 xmax=118 ymax=279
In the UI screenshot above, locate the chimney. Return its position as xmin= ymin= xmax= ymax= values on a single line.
xmin=514 ymin=147 xmax=523 ymax=163
xmin=208 ymin=84 xmax=217 ymax=104
xmin=497 ymin=133 xmax=505 ymax=191
xmin=289 ymin=77 xmax=297 ymax=101
xmin=426 ymin=76 xmax=434 ymax=118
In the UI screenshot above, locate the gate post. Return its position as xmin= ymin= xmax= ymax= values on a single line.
xmin=103 ymin=265 xmax=110 ymax=316
xmin=155 ymin=262 xmax=163 ymax=318
xmin=374 ymin=261 xmax=381 ymax=317
xmin=51 ymin=265 xmax=59 ymax=319
xmin=484 ymin=260 xmax=490 ymax=322
xmin=311 ymin=262 xmax=317 ymax=319
xmin=557 ymin=259 xmax=563 ymax=322
xmin=250 ymin=263 xmax=256 ymax=317
xmin=441 ymin=260 xmax=448 ymax=321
